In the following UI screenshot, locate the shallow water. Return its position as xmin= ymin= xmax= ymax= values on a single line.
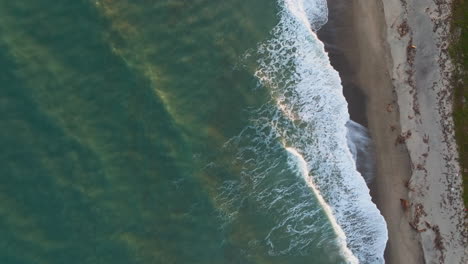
xmin=0 ymin=0 xmax=386 ymax=263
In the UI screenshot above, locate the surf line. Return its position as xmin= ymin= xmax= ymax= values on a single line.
xmin=285 ymin=147 xmax=359 ymax=264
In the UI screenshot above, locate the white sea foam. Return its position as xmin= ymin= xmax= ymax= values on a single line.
xmin=346 ymin=121 xmax=376 ymax=185
xmin=251 ymin=0 xmax=388 ymax=263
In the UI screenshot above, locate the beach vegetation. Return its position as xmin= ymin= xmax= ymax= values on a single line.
xmin=451 ymin=0 xmax=468 ymax=207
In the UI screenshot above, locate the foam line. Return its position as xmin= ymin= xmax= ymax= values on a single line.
xmin=286 ymin=147 xmax=359 ymax=263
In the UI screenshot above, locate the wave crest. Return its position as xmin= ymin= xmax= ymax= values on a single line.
xmin=252 ymin=0 xmax=388 ymax=263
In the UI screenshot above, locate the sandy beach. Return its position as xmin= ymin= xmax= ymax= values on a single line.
xmin=320 ymin=0 xmax=467 ymax=263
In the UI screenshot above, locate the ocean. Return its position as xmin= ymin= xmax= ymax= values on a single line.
xmin=0 ymin=0 xmax=387 ymax=263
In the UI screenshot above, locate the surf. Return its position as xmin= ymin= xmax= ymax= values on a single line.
xmin=252 ymin=0 xmax=388 ymax=262
xmin=285 ymin=147 xmax=359 ymax=263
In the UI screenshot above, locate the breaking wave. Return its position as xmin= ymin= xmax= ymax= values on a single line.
xmin=218 ymin=0 xmax=387 ymax=263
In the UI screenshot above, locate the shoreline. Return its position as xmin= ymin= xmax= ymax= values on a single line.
xmin=319 ymin=0 xmax=467 ymax=263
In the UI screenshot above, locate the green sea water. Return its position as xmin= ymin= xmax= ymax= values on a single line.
xmin=0 ymin=1 xmax=357 ymax=263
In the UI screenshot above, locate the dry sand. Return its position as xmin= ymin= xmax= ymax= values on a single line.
xmin=320 ymin=0 xmax=467 ymax=263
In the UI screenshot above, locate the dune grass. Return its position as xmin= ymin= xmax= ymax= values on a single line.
xmin=451 ymin=0 xmax=468 ymax=207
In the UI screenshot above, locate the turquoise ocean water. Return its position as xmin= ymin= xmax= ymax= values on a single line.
xmin=0 ymin=1 xmax=387 ymax=263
